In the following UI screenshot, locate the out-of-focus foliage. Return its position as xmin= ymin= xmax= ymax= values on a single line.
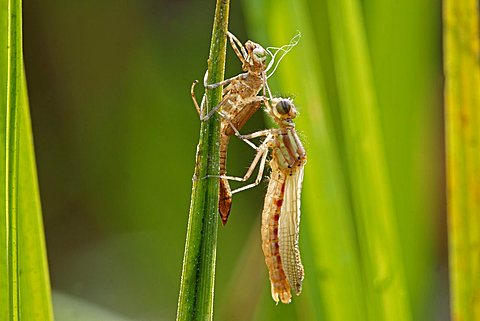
xmin=23 ymin=0 xmax=443 ymax=320
xmin=241 ymin=0 xmax=442 ymax=320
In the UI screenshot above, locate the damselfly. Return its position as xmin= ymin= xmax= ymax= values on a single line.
xmin=192 ymin=32 xmax=300 ymax=224
xmin=217 ymin=98 xmax=306 ymax=304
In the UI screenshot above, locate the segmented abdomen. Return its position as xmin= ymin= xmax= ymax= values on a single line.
xmin=218 ymin=132 xmax=232 ymax=224
xmin=218 ymin=98 xmax=263 ymax=223
xmin=271 ymin=127 xmax=306 ymax=297
xmin=261 ymin=160 xmax=292 ymax=304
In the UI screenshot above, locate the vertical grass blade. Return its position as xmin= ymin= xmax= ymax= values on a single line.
xmin=0 ymin=0 xmax=54 ymax=320
xmin=176 ymin=1 xmax=230 ymax=320
xmin=1 ymin=0 xmax=21 ymax=318
xmin=325 ymin=0 xmax=412 ymax=320
xmin=0 ymin=0 xmax=9 ymax=316
xmin=243 ymin=1 xmax=368 ymax=320
xmin=362 ymin=1 xmax=440 ymax=319
xmin=444 ymin=1 xmax=480 ymax=320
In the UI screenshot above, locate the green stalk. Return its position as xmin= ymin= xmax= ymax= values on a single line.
xmin=5 ymin=0 xmax=21 ymax=319
xmin=444 ymin=1 xmax=480 ymax=320
xmin=176 ymin=1 xmax=230 ymax=320
xmin=1 ymin=0 xmax=53 ymax=320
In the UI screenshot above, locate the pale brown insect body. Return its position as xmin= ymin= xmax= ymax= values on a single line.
xmin=211 ymin=35 xmax=269 ymax=225
xmin=191 ymin=32 xmax=305 ymax=304
xmin=215 ymin=98 xmax=307 ymax=303
xmin=260 ymin=101 xmax=306 ymax=304
xmin=193 ymin=32 xmax=300 ymax=224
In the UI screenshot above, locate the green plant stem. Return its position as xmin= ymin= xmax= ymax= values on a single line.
xmin=4 ymin=0 xmax=22 ymax=319
xmin=176 ymin=1 xmax=230 ymax=320
xmin=444 ymin=1 xmax=480 ymax=320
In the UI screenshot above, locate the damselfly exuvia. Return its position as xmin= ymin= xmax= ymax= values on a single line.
xmin=192 ymin=32 xmax=300 ymax=225
xmin=218 ymin=98 xmax=306 ymax=304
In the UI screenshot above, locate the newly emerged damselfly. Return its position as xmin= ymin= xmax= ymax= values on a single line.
xmin=214 ymin=98 xmax=306 ymax=304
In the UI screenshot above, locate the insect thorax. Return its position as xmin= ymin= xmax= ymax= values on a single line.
xmin=272 ymin=128 xmax=306 ymax=172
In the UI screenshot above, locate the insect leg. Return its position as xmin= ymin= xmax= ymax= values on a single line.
xmin=191 ymin=79 xmax=232 ymax=121
xmin=230 ymin=144 xmax=270 ymax=195
xmin=205 ymin=134 xmax=272 ymax=183
xmin=204 ymin=72 xmax=249 ymax=90
xmin=262 ymin=74 xmax=273 ymax=100
xmin=219 ymin=95 xmax=269 ymax=149
xmin=238 ymin=129 xmax=273 ymax=140
xmin=214 ymin=142 xmax=270 ymax=223
xmin=191 ymin=80 xmax=202 ymax=116
xmin=227 ymin=31 xmax=248 ymax=65
xmin=201 ymin=93 xmax=233 ymax=121
xmin=218 ymin=111 xmax=258 ymax=150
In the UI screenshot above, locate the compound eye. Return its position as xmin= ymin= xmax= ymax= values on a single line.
xmin=276 ymin=99 xmax=292 ymax=115
xmin=252 ymin=47 xmax=267 ymax=62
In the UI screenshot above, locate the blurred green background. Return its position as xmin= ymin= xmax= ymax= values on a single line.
xmin=22 ymin=0 xmax=445 ymax=320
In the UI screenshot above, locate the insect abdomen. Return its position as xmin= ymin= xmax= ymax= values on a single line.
xmin=261 ymin=164 xmax=292 ymax=304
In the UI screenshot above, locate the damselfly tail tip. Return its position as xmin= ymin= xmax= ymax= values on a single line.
xmin=271 ymin=286 xmax=292 ymax=304
xmin=279 ymin=292 xmax=292 ymax=304
xmin=271 ymin=290 xmax=280 ymax=305
xmin=218 ymin=206 xmax=231 ymax=226
xmin=219 ymin=209 xmax=230 ymax=226
xmin=219 ymin=180 xmax=233 ymax=225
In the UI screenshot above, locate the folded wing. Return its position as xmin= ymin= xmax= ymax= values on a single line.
xmin=278 ymin=165 xmax=305 ymax=295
